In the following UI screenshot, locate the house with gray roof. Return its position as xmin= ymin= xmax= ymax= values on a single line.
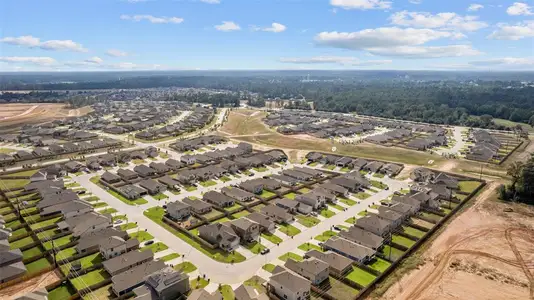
xmin=285 ymin=257 xmax=329 ymax=285
xmin=149 ymin=162 xmax=170 ymax=174
xmin=304 ymin=250 xmax=353 ymax=277
xmin=221 ymin=187 xmax=255 ymax=202
xmin=377 ymin=206 xmax=405 ymax=227
xmin=57 ymin=211 xmax=112 ymax=237
xmin=158 ymin=176 xmax=181 ymax=191
xmin=363 ymin=161 xmax=384 ymax=173
xmin=233 ymin=284 xmax=269 ymax=300
xmin=355 ymin=214 xmax=392 ymax=237
xmin=270 ymin=174 xmax=300 ymax=186
xmin=76 ymin=228 xmax=129 ymax=254
xmin=260 ymin=205 xmax=293 ymax=224
xmin=230 ymin=218 xmax=260 ymax=243
xmin=112 ymin=260 xmax=166 ymax=296
xmin=245 ymin=212 xmax=275 ymax=233
xmin=117 ymin=169 xmax=138 ymax=181
xmin=268 ymin=269 xmax=311 ymax=300
xmin=198 ymin=223 xmax=240 ymax=252
xmin=292 ymin=166 xmax=323 ymax=178
xmin=102 ymin=171 xmax=121 ymax=184
xmin=380 ymin=163 xmax=402 ymax=177
xmin=40 ymin=200 xmax=93 ymax=219
xmin=104 ymin=249 xmax=154 ymax=276
xmin=182 ymin=198 xmax=212 ymax=215
xmin=165 ymin=159 xmax=184 ymax=170
xmin=117 ymin=185 xmax=146 ymax=200
xmin=134 ymin=267 xmax=190 ymax=300
xmin=282 ymin=169 xmax=312 ymax=181
xmin=139 ymin=179 xmax=167 ymax=195
xmin=239 ymin=180 xmax=264 ymax=194
xmin=203 ymin=191 xmax=235 ymax=208
xmin=134 ymin=165 xmax=157 ymax=178
xmin=317 ymin=183 xmax=349 ymax=197
xmin=0 ymin=249 xmax=26 ymax=284
xmin=323 ymin=236 xmax=375 ymax=264
xmin=167 ymin=201 xmax=191 ymax=221
xmin=99 ymin=236 xmax=139 ymax=259
xmin=295 ymin=192 xmax=326 ymax=210
xmin=339 ymin=226 xmax=385 ymax=251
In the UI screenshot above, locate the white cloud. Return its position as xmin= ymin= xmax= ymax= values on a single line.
xmin=330 ymin=0 xmax=392 ymax=10
xmin=84 ymin=56 xmax=103 ymax=64
xmin=1 ymin=35 xmax=87 ymax=52
xmin=467 ymin=4 xmax=484 ymax=11
xmin=507 ymin=2 xmax=533 ymax=16
xmin=390 ymin=11 xmax=488 ymax=32
xmin=215 ymin=21 xmax=241 ymax=31
xmin=0 ymin=56 xmax=57 ymax=66
xmin=279 ymin=56 xmax=392 ymax=66
xmin=106 ymin=49 xmax=129 ymax=57
xmin=315 ymin=27 xmax=464 ymax=50
xmin=252 ymin=23 xmax=287 ymax=33
xmin=120 ymin=14 xmax=184 ymax=24
xmin=469 ymin=57 xmax=534 ymax=67
xmin=488 ymin=21 xmax=534 ymax=40
xmin=366 ymin=45 xmax=482 ymax=58
xmin=409 ymin=0 xmax=423 ymax=4
xmin=200 ymin=0 xmax=220 ymax=3
xmin=314 ymin=27 xmax=481 ymax=58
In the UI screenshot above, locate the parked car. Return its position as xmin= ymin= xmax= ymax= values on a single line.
xmin=260 ymin=248 xmax=270 ymax=255
xmin=333 ymin=226 xmax=341 ymax=231
xmin=77 ymin=190 xmax=86 ymax=195
xmin=310 ymin=212 xmax=318 ymax=217
xmin=162 ymin=205 xmax=167 ymax=209
xmin=262 ymin=176 xmax=269 ymax=179
xmin=144 ymin=240 xmax=154 ymax=246
xmin=248 ymin=172 xmax=255 ymax=177
xmin=114 ymin=220 xmax=123 ymax=224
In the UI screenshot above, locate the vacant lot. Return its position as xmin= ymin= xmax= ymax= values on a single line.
xmin=378 ymin=183 xmax=534 ymax=300
xmin=220 ymin=111 xmax=271 ymax=136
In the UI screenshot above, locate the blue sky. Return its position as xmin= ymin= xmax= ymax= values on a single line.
xmin=0 ymin=0 xmax=533 ymax=71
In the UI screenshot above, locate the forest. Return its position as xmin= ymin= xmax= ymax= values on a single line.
xmin=1 ymin=73 xmax=534 ymax=129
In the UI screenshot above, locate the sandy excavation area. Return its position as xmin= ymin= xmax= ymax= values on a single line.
xmin=0 ymin=269 xmax=62 ymax=299
xmin=377 ymin=182 xmax=534 ymax=300
xmin=0 ymin=103 xmax=92 ymax=131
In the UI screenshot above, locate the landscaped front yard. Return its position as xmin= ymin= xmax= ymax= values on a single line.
xmin=319 ymin=208 xmax=335 ymax=218
xmin=339 ymin=197 xmax=357 ymax=206
xmin=296 ymin=215 xmax=321 ymax=227
xmin=244 ymin=242 xmax=266 ymax=254
xmin=261 ymin=232 xmax=283 ymax=244
xmin=355 ymin=192 xmax=371 ymax=200
xmin=259 ymin=190 xmax=276 ymax=199
xmin=174 ymin=261 xmax=197 ymax=273
xmin=278 ymin=252 xmax=303 ymax=262
xmin=120 ymin=222 xmax=138 ymax=231
xmin=278 ymin=223 xmax=301 ymax=237
xmin=152 ymin=193 xmax=168 ymax=200
xmin=199 ymin=180 xmax=217 ymax=187
xmin=314 ymin=230 xmax=337 ymax=242
xmin=141 ymin=242 xmax=168 ymax=253
xmin=370 ymin=180 xmax=388 ymax=190
xmin=160 ymin=253 xmax=180 ymax=262
xmin=297 ymin=242 xmax=323 ymax=252
xmin=129 ymin=231 xmax=154 ymax=242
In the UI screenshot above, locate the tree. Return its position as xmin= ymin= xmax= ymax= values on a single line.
xmin=507 ymin=161 xmax=524 ymax=194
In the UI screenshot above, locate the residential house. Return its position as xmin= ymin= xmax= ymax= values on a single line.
xmin=265 ymin=150 xmax=287 ymax=162
xmin=101 ymin=171 xmax=122 ymax=184
xmin=180 ymin=155 xmax=196 ymax=165
xmin=219 ymin=160 xmax=239 ymax=173
xmin=377 ymin=206 xmax=405 ymax=227
xmin=306 ymin=152 xmax=322 ymax=162
xmin=57 ymin=211 xmax=112 ymax=237
xmin=432 ymin=173 xmax=459 ymax=189
xmin=104 ymin=250 xmax=153 ymax=276
xmin=268 ymin=269 xmax=311 ymax=300
xmin=292 ymin=167 xmax=323 ymax=178
xmin=203 ymin=191 xmax=235 ymax=208
xmin=260 ymin=205 xmax=293 ymax=224
xmin=335 ymin=157 xmax=353 ymax=168
xmin=391 ymin=195 xmax=421 ymax=212
xmin=157 ymin=176 xmax=181 ymax=191
xmin=233 ymin=284 xmax=268 ymax=300
xmin=117 ymin=169 xmax=139 ymax=181
xmin=387 ymin=201 xmax=417 ymax=217
xmin=75 ymin=227 xmax=128 ymax=254
xmin=134 ymin=267 xmax=190 ymax=300
xmin=259 ymin=178 xmax=281 ymax=190
xmin=134 ymin=165 xmax=157 ymax=178
xmin=40 ymin=200 xmax=93 ymax=219
xmin=64 ymin=161 xmax=84 ymax=173
xmin=410 ymin=167 xmax=435 ymax=183
xmin=273 ymin=198 xmax=299 ymax=214
xmin=352 ymin=158 xmax=368 ymax=170
xmin=245 ymin=213 xmax=275 ymax=233
xmin=239 ymin=181 xmax=263 ymax=194
xmin=270 ymin=174 xmax=300 ymax=186
xmin=355 ymin=214 xmax=392 ymax=237
xmin=330 ymin=177 xmax=366 ymax=192
xmin=380 ymin=163 xmax=402 ymax=177
xmin=295 ymin=192 xmax=326 ymax=210
xmin=230 ymin=218 xmax=260 ymax=243
xmin=111 ymin=260 xmax=166 ymax=296
xmin=182 ymin=198 xmax=212 ymax=215
xmin=139 ymin=179 xmax=167 ymax=195
xmin=323 ymin=236 xmax=375 ymax=264
xmin=339 ymin=226 xmax=385 ymax=251
xmin=304 ymin=250 xmax=353 ymax=277
xmin=284 ymin=258 xmax=329 ymax=285
xmin=99 ymin=236 xmax=139 ymax=259
xmin=167 ymin=201 xmax=191 ymax=221
xmin=221 ymin=187 xmax=255 ymax=202
xmin=165 ymin=159 xmax=184 ymax=171
xmin=363 ymin=161 xmax=384 ymax=173
xmin=187 ymin=289 xmax=223 ymax=300
xmin=317 ymin=183 xmax=349 ymax=197
xmin=198 ymin=223 xmax=240 ymax=252
xmin=32 ymin=148 xmax=52 ymax=157
xmin=282 ymin=169 xmax=312 ymax=181
xmin=149 ymin=162 xmax=170 ymax=174
xmin=0 ymin=249 xmax=26 ymax=284
xmin=117 ymin=185 xmax=146 ymax=200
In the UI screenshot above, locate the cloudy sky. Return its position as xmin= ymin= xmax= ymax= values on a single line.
xmin=1 ymin=0 xmax=533 ymax=71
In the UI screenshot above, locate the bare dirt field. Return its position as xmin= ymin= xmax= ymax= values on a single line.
xmin=376 ymin=183 xmax=534 ymax=300
xmin=0 ymin=103 xmax=92 ymax=132
xmin=0 ymin=269 xmax=62 ymax=299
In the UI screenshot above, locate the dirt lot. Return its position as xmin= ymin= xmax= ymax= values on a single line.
xmin=219 ymin=110 xmax=272 ymax=136
xmin=0 ymin=103 xmax=92 ymax=132
xmin=0 ymin=269 xmax=62 ymax=299
xmin=376 ymin=183 xmax=534 ymax=300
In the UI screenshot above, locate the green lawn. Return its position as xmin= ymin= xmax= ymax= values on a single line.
xmin=160 ymin=253 xmax=180 ymax=262
xmin=36 ymin=228 xmax=60 ymax=240
xmin=370 ymin=204 xmax=379 ymax=209
xmin=10 ymin=227 xmax=29 ymax=239
xmin=120 ymin=222 xmax=138 ymax=231
xmin=346 ymin=266 xmax=377 ymax=286
xmin=324 ymin=164 xmax=336 ymax=170
xmin=278 ymin=252 xmax=303 ymax=262
xmin=339 ymin=197 xmax=357 ymax=206
xmin=106 ymin=189 xmax=147 ymax=206
xmin=144 ymin=207 xmax=246 ymax=264
xmin=220 ymin=284 xmax=235 ymax=300
xmin=278 ymin=223 xmax=301 ymax=237
xmin=184 ymin=185 xmax=197 ymax=192
xmin=92 ymin=202 xmax=108 ymax=208
xmin=1 ymin=179 xmax=30 ymax=190
xmin=43 ymin=235 xmax=72 ymax=251
xmin=141 ymin=242 xmax=168 ymax=253
xmin=129 ymin=231 xmax=154 ymax=242
xmin=261 ymin=233 xmax=283 ymax=244
xmin=262 ymin=263 xmax=276 ymax=273
xmin=345 ymin=216 xmax=358 ymax=224
xmin=392 ymin=234 xmax=416 ymax=248
xmin=260 ymin=190 xmax=276 ymax=198
xmin=174 ymin=261 xmax=197 ymax=273
xmin=370 ymin=180 xmax=388 ymax=190
xmin=219 ymin=176 xmax=232 ymax=182
xmin=10 ymin=235 xmax=37 ymax=249
xmin=319 ymin=208 xmax=335 ymax=218
xmin=55 ymin=247 xmax=77 ymax=261
xmin=328 ymin=202 xmax=345 ymax=211
xmin=231 ymin=210 xmax=250 ymax=219
xmin=284 ymin=192 xmax=297 ymax=200
xmin=22 ymin=246 xmax=45 ymax=260
xmin=199 ymin=180 xmax=217 ymax=187
xmin=458 ymin=181 xmax=481 ymax=193
xmin=296 ymin=215 xmax=321 ymax=227
xmin=190 ymin=278 xmax=209 ymax=290
xmin=253 ymin=166 xmax=268 ymax=172
xmin=99 ymin=207 xmax=118 ymax=215
xmin=132 ymin=159 xmax=145 ymax=165
xmin=298 ymin=187 xmax=311 ymax=193
xmin=223 ymin=203 xmax=242 ymax=213
xmin=380 ymin=245 xmax=404 ymax=261
xmin=152 ymin=193 xmax=168 ymax=200
xmin=420 ymin=212 xmax=442 ymax=222
xmin=355 ymin=192 xmax=371 ymax=200
xmin=315 ymin=230 xmax=337 ymax=242
xmin=70 ymin=269 xmax=110 ymax=291
xmin=214 ymin=217 xmax=232 ymax=224
xmin=65 ymin=182 xmax=80 ymax=188
xmin=402 ymin=226 xmax=425 ymax=238
xmin=372 ymin=173 xmax=385 ymax=178
xmin=29 ymin=216 xmax=62 ymax=230
xmin=48 ymin=283 xmax=77 ymax=300
xmin=367 ymin=257 xmax=391 ymax=273
xmin=244 ymin=242 xmax=266 ymax=254
xmin=4 ymin=169 xmax=37 ymax=177
xmin=25 ymin=257 xmax=52 ymax=274
xmin=84 ymin=196 xmax=100 ymax=202
xmin=340 ymin=167 xmax=351 ymax=172
xmin=309 ymin=162 xmax=318 ymax=167
xmin=298 ymin=242 xmax=323 ymax=252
